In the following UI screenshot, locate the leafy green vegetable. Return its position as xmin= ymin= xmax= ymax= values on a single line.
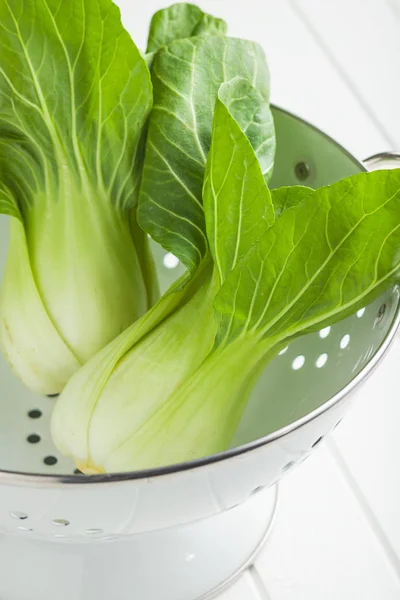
xmin=50 ymin=3 xmax=400 ymax=476
xmin=50 ymin=265 xmax=200 ymax=467
xmin=51 ymin=76 xmax=276 ymax=472
xmin=102 ymin=334 xmax=266 ymax=471
xmin=271 ymin=185 xmax=314 ymax=219
xmin=146 ymin=3 xmax=227 ymax=53
xmin=106 ymin=170 xmax=400 ymax=471
xmin=54 ymin=263 xmax=219 ymax=473
xmin=216 ymin=174 xmax=400 ymax=343
xmin=138 ymin=34 xmax=270 ymax=273
xmin=203 ymin=78 xmax=275 ymax=283
xmin=54 ymin=155 xmax=400 ymax=472
xmin=217 ymin=77 xmax=275 ymax=181
xmin=0 ymin=0 xmax=156 ymax=394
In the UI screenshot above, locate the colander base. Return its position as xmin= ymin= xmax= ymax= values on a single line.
xmin=0 ymin=485 xmax=278 ymax=600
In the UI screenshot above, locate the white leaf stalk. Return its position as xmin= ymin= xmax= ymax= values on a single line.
xmin=0 ymin=188 xmax=154 ymax=395
xmin=51 ymin=262 xmax=218 ymax=472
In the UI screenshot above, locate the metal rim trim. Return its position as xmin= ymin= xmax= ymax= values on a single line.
xmin=0 ymin=108 xmax=398 ymax=487
xmin=364 ymin=151 xmax=400 ymax=169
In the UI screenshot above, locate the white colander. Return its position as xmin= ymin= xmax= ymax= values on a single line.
xmin=0 ymin=107 xmax=398 ymax=600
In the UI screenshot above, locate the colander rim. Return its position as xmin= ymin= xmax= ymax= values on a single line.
xmin=0 ymin=105 xmax=397 ymax=487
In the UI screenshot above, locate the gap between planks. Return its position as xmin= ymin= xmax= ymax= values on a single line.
xmin=327 ymin=438 xmax=400 ymax=584
xmin=247 ymin=567 xmax=272 ymax=600
xmin=289 ymin=0 xmax=397 ymax=149
xmin=289 ymin=0 xmax=400 ymax=583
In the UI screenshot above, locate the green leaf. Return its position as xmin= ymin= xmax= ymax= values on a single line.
xmin=0 ymin=0 xmax=157 ymax=394
xmin=0 ymin=0 xmax=152 ymax=218
xmin=192 ymin=13 xmax=227 ymax=36
xmin=138 ymin=35 xmax=270 ymax=272
xmin=0 ymin=136 xmax=22 ymax=219
xmin=271 ymin=185 xmax=314 ymax=218
xmin=0 ymin=136 xmax=37 ymax=220
xmin=0 ymin=187 xmax=20 ymax=220
xmin=215 ymin=171 xmax=400 ymax=343
xmin=203 ymin=79 xmax=275 ymax=284
xmin=144 ymin=51 xmax=156 ymax=71
xmin=217 ymin=78 xmax=276 ymax=182
xmin=146 ymin=3 xmax=227 ymax=53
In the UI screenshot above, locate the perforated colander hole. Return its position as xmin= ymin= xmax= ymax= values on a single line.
xmin=10 ymin=511 xmax=28 ymax=520
xmin=319 ymin=326 xmax=331 ymax=339
xmin=316 ymin=353 xmax=328 ymax=368
xmin=17 ymin=526 xmax=32 ymax=532
xmin=251 ymin=486 xmax=264 ymax=496
xmin=312 ymin=436 xmax=324 ymax=448
xmin=52 ymin=519 xmax=70 ymax=527
xmin=278 ymin=346 xmax=288 ymax=356
xmin=294 ymin=161 xmax=310 ymax=181
xmin=292 ymin=355 xmax=305 ymax=370
xmin=340 ymin=334 xmax=350 ymax=350
xmin=28 ymin=409 xmax=42 ymax=419
xmin=27 ymin=434 xmax=41 ymax=444
xmin=356 ymin=307 xmax=366 ymax=318
xmin=163 ymin=253 xmax=180 ymax=269
xmin=86 ymin=528 xmax=104 ymax=536
xmin=185 ymin=553 xmax=196 ymax=562
xmin=43 ymin=456 xmax=58 ymax=466
xmin=282 ymin=460 xmax=296 ymax=473
xmin=375 ymin=303 xmax=386 ymax=325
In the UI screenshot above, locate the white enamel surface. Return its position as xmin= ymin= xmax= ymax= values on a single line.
xmin=0 ymin=488 xmax=278 ymax=600
xmin=0 ymin=1 xmax=399 ymax=599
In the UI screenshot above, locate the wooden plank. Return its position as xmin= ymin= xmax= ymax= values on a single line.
xmin=254 ymin=447 xmax=400 ymax=599
xmin=292 ymin=0 xmax=400 ymax=570
xmin=332 ymin=338 xmax=400 ymax=564
xmin=294 ymin=0 xmax=400 ymax=149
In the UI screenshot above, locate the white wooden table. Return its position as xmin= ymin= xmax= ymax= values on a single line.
xmin=121 ymin=1 xmax=400 ymax=597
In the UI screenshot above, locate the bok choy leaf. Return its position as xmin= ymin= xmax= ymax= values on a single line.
xmin=138 ymin=32 xmax=271 ymax=273
xmin=203 ymin=77 xmax=275 ymax=283
xmin=101 ymin=169 xmax=400 ymax=472
xmin=0 ymin=0 xmax=155 ymax=394
xmin=146 ymin=2 xmax=228 ymax=53
xmin=50 ymin=3 xmax=400 ymax=474
xmin=51 ymin=76 xmax=277 ymax=472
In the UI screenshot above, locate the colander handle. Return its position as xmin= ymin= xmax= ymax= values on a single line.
xmin=364 ymin=152 xmax=400 ymax=171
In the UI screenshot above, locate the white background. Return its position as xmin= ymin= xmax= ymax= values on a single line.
xmin=120 ymin=0 xmax=400 ymax=597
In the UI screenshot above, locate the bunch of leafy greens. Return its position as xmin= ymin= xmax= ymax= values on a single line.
xmin=51 ymin=3 xmax=400 ymax=474
xmin=51 ymin=3 xmax=276 ymax=473
xmin=0 ymin=0 xmax=157 ymax=395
